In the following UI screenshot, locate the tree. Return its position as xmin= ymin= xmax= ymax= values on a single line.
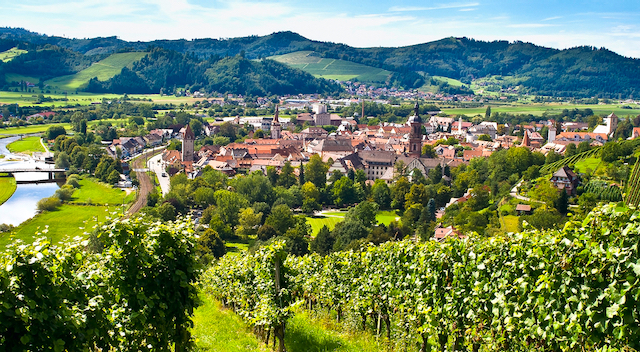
xmin=257 ymin=224 xmax=278 ymax=241
xmin=426 ymin=198 xmax=436 ymax=223
xmin=485 ymin=106 xmax=491 ymax=119
xmin=565 ymin=143 xmax=577 ymax=157
xmin=305 ymin=154 xmax=329 ymax=189
xmin=421 ymin=144 xmax=437 ymax=158
xmin=213 ymin=190 xmax=249 ymax=228
xmin=346 ymin=201 xmax=379 ymax=227
xmin=283 ymin=218 xmax=310 ymax=256
xmin=265 ymin=204 xmax=296 ymax=235
xmin=237 ymin=208 xmax=262 ymax=238
xmin=46 ymin=125 xmax=66 ymax=140
xmin=277 ymin=161 xmax=297 ymax=188
xmin=198 ymin=228 xmax=226 ymax=259
xmin=267 ymin=166 xmax=279 ymax=186
xmin=189 ymin=119 xmax=203 ymax=137
xmin=466 ymin=186 xmax=490 ymax=211
xmin=577 ymin=141 xmax=591 ymax=154
xmin=55 ymin=151 xmax=70 ymax=169
xmin=298 ymin=161 xmax=305 ymax=185
xmin=107 ymin=169 xmax=120 ymax=184
xmin=157 ymin=202 xmax=177 ymax=221
xmin=332 ymin=176 xmax=357 ymax=207
xmin=371 ymin=179 xmax=391 ymax=208
xmin=310 ymin=225 xmax=335 ymax=256
xmin=391 ymin=176 xmax=411 ymax=209
xmin=555 ymin=189 xmax=569 ymax=214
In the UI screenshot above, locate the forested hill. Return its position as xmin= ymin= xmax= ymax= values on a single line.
xmin=2 ymin=27 xmax=640 ymax=97
xmin=85 ymin=48 xmax=342 ymax=96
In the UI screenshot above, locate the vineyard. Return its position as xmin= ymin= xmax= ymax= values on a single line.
xmin=583 ymin=180 xmax=623 ymax=202
xmin=539 ymin=147 xmax=601 ymax=174
xmin=0 ymin=217 xmax=200 ymax=351
xmin=626 ymin=158 xmax=640 ymax=207
xmin=205 ymin=204 xmax=640 ymax=352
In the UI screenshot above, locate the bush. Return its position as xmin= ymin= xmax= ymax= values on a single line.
xmin=54 ymin=185 xmax=74 ymax=201
xmin=37 ymin=197 xmax=61 ymax=211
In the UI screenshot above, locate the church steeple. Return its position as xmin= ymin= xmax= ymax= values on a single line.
xmin=408 ymin=101 xmax=423 ymax=157
xmin=271 ymin=104 xmax=282 ymax=139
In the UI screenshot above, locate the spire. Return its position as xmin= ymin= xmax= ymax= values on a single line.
xmin=410 ymin=101 xmax=422 ymax=124
xmin=414 ymin=101 xmax=420 ymax=117
xmin=273 ymin=104 xmax=280 ymax=123
xmin=522 ymin=129 xmax=531 ymax=147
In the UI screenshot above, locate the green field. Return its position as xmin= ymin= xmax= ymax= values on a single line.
xmin=0 ymin=205 xmax=114 ymax=247
xmin=0 ymin=90 xmax=205 ymax=108
xmin=0 ymin=174 xmax=17 ymax=205
xmin=45 ymin=52 xmax=147 ymax=91
xmin=306 ymin=210 xmax=401 ymax=235
xmin=441 ymin=103 xmax=638 ymax=117
xmin=269 ymin=51 xmax=391 ymax=83
xmin=70 ymin=177 xmax=135 ymax=206
xmin=0 ymin=47 xmax=27 ymax=62
xmin=574 ymin=157 xmax=602 ymax=175
xmin=501 ymin=215 xmax=520 ymax=233
xmin=6 ymin=136 xmax=45 ymax=154
xmin=0 ymin=122 xmax=71 ymax=135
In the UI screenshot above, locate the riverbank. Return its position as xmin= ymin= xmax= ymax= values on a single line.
xmin=0 ymin=173 xmax=17 ymax=205
xmin=0 ymin=176 xmax=135 ymax=247
xmin=7 ymin=136 xmax=46 ymax=155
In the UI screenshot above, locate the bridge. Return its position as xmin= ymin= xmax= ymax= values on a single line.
xmin=0 ymin=168 xmax=67 ymax=184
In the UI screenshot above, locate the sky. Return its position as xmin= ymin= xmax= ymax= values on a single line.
xmin=1 ymin=0 xmax=640 ymax=58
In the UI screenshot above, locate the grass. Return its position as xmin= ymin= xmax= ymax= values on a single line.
xmin=306 ymin=210 xmax=401 ymax=236
xmin=70 ymin=177 xmax=135 ymax=205
xmin=0 ymin=122 xmax=71 ymax=135
xmin=440 ymin=103 xmax=638 ymax=117
xmin=501 ymin=215 xmax=521 ymax=233
xmin=192 ymin=294 xmax=270 ymax=352
xmin=0 ymin=47 xmax=27 ymax=62
xmin=45 ymin=52 xmax=147 ymax=91
xmin=225 ymin=241 xmax=250 ymax=257
xmin=269 ymin=51 xmax=391 ymax=84
xmin=0 ymin=205 xmax=114 ymax=247
xmin=0 ymin=90 xmax=205 ymax=108
xmin=6 ymin=136 xmax=45 ymax=154
xmin=574 ymin=157 xmax=602 ymax=175
xmin=0 ymin=174 xmax=17 ymax=205
xmin=192 ymin=293 xmax=389 ymax=352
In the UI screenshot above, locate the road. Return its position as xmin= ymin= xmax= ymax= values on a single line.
xmin=148 ymin=153 xmax=171 ymax=196
xmin=127 ymin=148 xmax=164 ymax=216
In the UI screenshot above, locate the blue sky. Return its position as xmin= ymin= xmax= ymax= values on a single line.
xmin=1 ymin=0 xmax=640 ymax=57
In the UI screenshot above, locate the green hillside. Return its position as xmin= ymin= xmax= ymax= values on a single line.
xmin=45 ymin=52 xmax=147 ymax=91
xmin=0 ymin=47 xmax=27 ymax=62
xmin=270 ymin=51 xmax=391 ymax=83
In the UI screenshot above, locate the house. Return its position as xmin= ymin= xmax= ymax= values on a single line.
xmin=433 ymin=226 xmax=466 ymax=242
xmin=555 ymin=132 xmax=608 ymax=146
xmin=550 ymin=166 xmax=579 ymax=196
xmin=515 ymin=204 xmax=532 ymax=215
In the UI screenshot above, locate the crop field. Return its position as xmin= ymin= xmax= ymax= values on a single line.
xmin=270 ymin=51 xmax=391 ymax=83
xmin=45 ymin=52 xmax=147 ymax=91
xmin=0 ymin=47 xmax=27 ymax=62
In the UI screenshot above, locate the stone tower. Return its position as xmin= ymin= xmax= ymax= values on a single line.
xmin=182 ymin=124 xmax=195 ymax=162
xmin=408 ymin=102 xmax=423 ymax=156
xmin=271 ymin=105 xmax=282 ymax=140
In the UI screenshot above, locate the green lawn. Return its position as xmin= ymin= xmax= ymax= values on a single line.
xmin=376 ymin=210 xmax=400 ymax=225
xmin=70 ymin=177 xmax=135 ymax=206
xmin=0 ymin=47 xmax=27 ymax=62
xmin=225 ymin=241 xmax=250 ymax=257
xmin=0 ymin=174 xmax=17 ymax=205
xmin=306 ymin=210 xmax=400 ymax=236
xmin=270 ymin=51 xmax=391 ymax=83
xmin=45 ymin=52 xmax=147 ymax=91
xmin=0 ymin=205 xmax=114 ymax=247
xmin=0 ymin=122 xmax=71 ymax=135
xmin=6 ymin=136 xmax=45 ymax=154
xmin=574 ymin=157 xmax=602 ymax=175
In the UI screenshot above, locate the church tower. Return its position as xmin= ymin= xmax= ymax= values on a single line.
xmin=182 ymin=124 xmax=195 ymax=162
xmin=408 ymin=102 xmax=423 ymax=157
xmin=271 ymin=105 xmax=282 ymax=140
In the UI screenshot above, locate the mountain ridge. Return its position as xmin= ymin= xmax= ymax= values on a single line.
xmin=1 ymin=27 xmax=639 ymax=98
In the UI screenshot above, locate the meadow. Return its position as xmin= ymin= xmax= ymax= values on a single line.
xmin=70 ymin=177 xmax=136 ymax=206
xmin=0 ymin=47 xmax=27 ymax=62
xmin=305 ymin=210 xmax=400 ymax=236
xmin=45 ymin=52 xmax=148 ymax=91
xmin=440 ymin=103 xmax=639 ymax=117
xmin=6 ymin=136 xmax=45 ymax=154
xmin=0 ymin=174 xmax=17 ymax=205
xmin=270 ymin=51 xmax=391 ymax=83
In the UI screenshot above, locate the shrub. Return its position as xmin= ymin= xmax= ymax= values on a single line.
xmin=37 ymin=197 xmax=61 ymax=211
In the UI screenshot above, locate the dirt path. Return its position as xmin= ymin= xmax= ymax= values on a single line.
xmin=127 ymin=148 xmax=163 ymax=216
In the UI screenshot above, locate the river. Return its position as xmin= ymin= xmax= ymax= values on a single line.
xmin=0 ymin=135 xmax=60 ymax=226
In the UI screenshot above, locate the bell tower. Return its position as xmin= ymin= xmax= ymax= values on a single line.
xmin=408 ymin=102 xmax=423 ymax=157
xmin=271 ymin=105 xmax=282 ymax=140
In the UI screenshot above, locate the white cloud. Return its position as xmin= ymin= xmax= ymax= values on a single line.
xmin=389 ymin=2 xmax=479 ymax=12
xmin=507 ymin=23 xmax=558 ymax=28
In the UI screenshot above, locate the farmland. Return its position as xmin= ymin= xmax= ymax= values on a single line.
xmin=439 ymin=102 xmax=640 ymax=117
xmin=270 ymin=51 xmax=391 ymax=83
